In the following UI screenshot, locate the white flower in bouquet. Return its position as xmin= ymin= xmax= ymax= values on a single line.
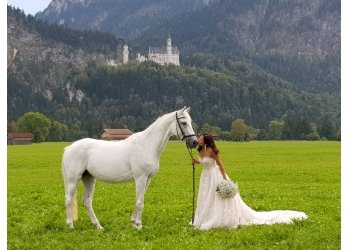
xmin=216 ymin=180 xmax=239 ymax=199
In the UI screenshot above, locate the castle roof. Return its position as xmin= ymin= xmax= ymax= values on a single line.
xmin=149 ymin=46 xmax=179 ymax=54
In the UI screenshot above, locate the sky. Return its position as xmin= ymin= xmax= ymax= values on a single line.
xmin=7 ymin=0 xmax=52 ymax=15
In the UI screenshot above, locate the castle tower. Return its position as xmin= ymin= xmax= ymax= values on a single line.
xmin=123 ymin=44 xmax=129 ymax=64
xmin=167 ymin=35 xmax=172 ymax=55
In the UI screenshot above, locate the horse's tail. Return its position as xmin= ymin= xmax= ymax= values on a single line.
xmin=62 ymin=150 xmax=78 ymax=221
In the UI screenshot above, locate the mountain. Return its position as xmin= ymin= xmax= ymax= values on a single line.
xmin=134 ymin=0 xmax=340 ymax=94
xmin=36 ymin=0 xmax=340 ymax=95
xmin=35 ymin=0 xmax=213 ymax=40
xmin=8 ymin=6 xmax=340 ymax=140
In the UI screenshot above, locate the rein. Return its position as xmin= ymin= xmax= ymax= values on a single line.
xmin=175 ymin=112 xmax=197 ymax=224
xmin=186 ymin=141 xmax=196 ymax=224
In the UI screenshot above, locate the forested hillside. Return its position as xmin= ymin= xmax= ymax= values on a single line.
xmin=73 ymin=61 xmax=339 ymax=135
xmin=8 ymin=59 xmax=340 ymax=140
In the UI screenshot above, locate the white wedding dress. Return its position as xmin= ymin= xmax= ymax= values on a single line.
xmin=192 ymin=157 xmax=308 ymax=230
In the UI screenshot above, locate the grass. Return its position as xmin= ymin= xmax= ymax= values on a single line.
xmin=7 ymin=141 xmax=340 ymax=249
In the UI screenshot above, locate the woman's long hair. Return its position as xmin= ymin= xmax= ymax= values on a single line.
xmin=197 ymin=132 xmax=219 ymax=155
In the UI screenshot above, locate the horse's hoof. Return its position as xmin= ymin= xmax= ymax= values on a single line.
xmin=132 ymin=222 xmax=142 ymax=230
xmin=67 ymin=224 xmax=74 ymax=229
xmin=96 ymin=225 xmax=104 ymax=230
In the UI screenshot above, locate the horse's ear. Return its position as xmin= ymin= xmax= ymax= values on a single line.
xmin=185 ymin=107 xmax=191 ymax=113
xmin=180 ymin=106 xmax=187 ymax=113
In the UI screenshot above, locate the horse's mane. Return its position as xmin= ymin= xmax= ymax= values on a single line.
xmin=124 ymin=111 xmax=175 ymax=141
xmin=143 ymin=112 xmax=174 ymax=132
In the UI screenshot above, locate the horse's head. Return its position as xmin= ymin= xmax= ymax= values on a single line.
xmin=174 ymin=107 xmax=198 ymax=149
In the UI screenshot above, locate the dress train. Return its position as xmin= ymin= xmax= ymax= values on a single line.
xmin=192 ymin=157 xmax=308 ymax=230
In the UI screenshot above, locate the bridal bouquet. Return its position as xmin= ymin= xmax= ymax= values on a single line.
xmin=216 ymin=180 xmax=239 ymax=199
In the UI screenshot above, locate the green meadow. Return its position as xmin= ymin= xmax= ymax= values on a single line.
xmin=7 ymin=141 xmax=340 ymax=249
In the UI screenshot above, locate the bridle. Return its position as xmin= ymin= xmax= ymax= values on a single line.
xmin=175 ymin=112 xmax=197 ymax=141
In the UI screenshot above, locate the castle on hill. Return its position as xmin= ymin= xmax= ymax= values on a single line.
xmin=123 ymin=35 xmax=180 ymax=66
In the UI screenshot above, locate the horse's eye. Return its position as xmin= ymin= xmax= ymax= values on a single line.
xmin=182 ymin=122 xmax=187 ymax=125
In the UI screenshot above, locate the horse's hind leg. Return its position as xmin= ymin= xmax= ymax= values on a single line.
xmin=82 ymin=172 xmax=103 ymax=230
xmin=65 ymin=180 xmax=79 ymax=229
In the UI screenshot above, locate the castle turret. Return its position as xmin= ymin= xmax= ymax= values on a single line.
xmin=167 ymin=35 xmax=172 ymax=55
xmin=123 ymin=44 xmax=129 ymax=64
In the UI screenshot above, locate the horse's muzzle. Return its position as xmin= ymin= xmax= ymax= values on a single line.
xmin=186 ymin=136 xmax=198 ymax=149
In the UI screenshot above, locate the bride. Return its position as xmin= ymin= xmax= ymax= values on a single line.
xmin=190 ymin=133 xmax=308 ymax=230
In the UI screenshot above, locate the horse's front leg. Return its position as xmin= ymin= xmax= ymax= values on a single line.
xmin=131 ymin=176 xmax=151 ymax=229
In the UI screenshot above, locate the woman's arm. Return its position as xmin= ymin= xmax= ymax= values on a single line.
xmin=212 ymin=152 xmax=227 ymax=180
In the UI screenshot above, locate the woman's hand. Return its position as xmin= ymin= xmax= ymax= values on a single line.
xmin=192 ymin=158 xmax=199 ymax=165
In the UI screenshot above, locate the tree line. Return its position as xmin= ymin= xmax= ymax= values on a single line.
xmin=9 ymin=110 xmax=339 ymax=143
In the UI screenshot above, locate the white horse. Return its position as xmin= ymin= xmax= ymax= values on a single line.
xmin=62 ymin=107 xmax=197 ymax=230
